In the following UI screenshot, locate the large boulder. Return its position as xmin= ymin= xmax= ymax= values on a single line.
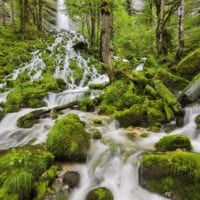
xmin=139 ymin=152 xmax=200 ymax=200
xmin=46 ymin=114 xmax=90 ymax=161
xmin=86 ymin=187 xmax=114 ymax=200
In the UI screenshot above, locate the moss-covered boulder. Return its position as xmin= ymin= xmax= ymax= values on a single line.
xmin=86 ymin=187 xmax=114 ymax=200
xmin=155 ymin=134 xmax=192 ymax=152
xmin=46 ymin=114 xmax=90 ymax=161
xmin=79 ymin=97 xmax=95 ymax=112
xmin=139 ymin=152 xmax=200 ymax=200
xmin=172 ymin=48 xmax=200 ymax=80
xmin=115 ymin=103 xmax=147 ymax=127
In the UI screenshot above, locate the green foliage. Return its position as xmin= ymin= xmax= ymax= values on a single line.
xmin=86 ymin=187 xmax=114 ymax=200
xmin=155 ymin=134 xmax=192 ymax=152
xmin=140 ymin=152 xmax=200 ymax=199
xmin=4 ymin=171 xmax=34 ymax=199
xmin=46 ymin=114 xmax=90 ymax=161
xmin=0 ymin=145 xmax=54 ymax=199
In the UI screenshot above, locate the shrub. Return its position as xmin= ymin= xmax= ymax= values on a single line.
xmin=155 ymin=134 xmax=192 ymax=152
xmin=46 ymin=114 xmax=90 ymax=161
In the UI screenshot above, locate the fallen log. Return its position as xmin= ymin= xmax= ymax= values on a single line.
xmin=17 ymin=100 xmax=80 ymax=128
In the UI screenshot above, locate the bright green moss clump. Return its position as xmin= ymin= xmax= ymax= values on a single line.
xmin=140 ymin=152 xmax=200 ymax=199
xmin=46 ymin=114 xmax=90 ymax=161
xmin=86 ymin=187 xmax=114 ymax=200
xmin=155 ymin=134 xmax=192 ymax=152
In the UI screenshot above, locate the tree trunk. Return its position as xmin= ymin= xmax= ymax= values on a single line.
xmin=176 ymin=0 xmax=185 ymax=61
xmin=10 ymin=0 xmax=15 ymax=31
xmin=156 ymin=0 xmax=165 ymax=56
xmin=38 ymin=0 xmax=42 ymax=31
xmin=1 ymin=0 xmax=6 ymax=27
xmin=100 ymin=0 xmax=114 ymax=82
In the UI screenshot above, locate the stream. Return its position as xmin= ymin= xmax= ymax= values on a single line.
xmin=0 ymin=0 xmax=200 ymax=199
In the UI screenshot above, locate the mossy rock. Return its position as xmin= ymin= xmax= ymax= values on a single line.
xmin=139 ymin=152 xmax=200 ymax=199
xmin=79 ymin=97 xmax=95 ymax=112
xmin=114 ymin=103 xmax=147 ymax=127
xmin=89 ymin=83 xmax=107 ymax=90
xmin=86 ymin=187 xmax=114 ymax=200
xmin=4 ymin=170 xmax=34 ymax=199
xmin=195 ymin=115 xmax=200 ymax=129
xmin=155 ymin=134 xmax=192 ymax=152
xmin=93 ymin=118 xmax=102 ymax=125
xmin=172 ymin=48 xmax=200 ymax=80
xmin=46 ymin=114 xmax=90 ymax=161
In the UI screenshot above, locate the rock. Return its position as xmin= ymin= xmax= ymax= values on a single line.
xmin=179 ymin=72 xmax=200 ymax=105
xmin=86 ymin=187 xmax=114 ymax=200
xmin=73 ymin=41 xmax=88 ymax=51
xmin=63 ymin=171 xmax=80 ymax=189
xmin=155 ymin=134 xmax=192 ymax=152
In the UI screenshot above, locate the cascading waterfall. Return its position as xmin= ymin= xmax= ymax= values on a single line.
xmin=0 ymin=0 xmax=200 ymax=199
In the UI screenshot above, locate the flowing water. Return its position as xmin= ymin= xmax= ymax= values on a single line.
xmin=0 ymin=0 xmax=200 ymax=200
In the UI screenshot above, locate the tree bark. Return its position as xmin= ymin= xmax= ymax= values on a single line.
xmin=176 ymin=0 xmax=185 ymax=61
xmin=1 ymin=0 xmax=6 ymax=27
xmin=10 ymin=0 xmax=15 ymax=31
xmin=38 ymin=0 xmax=42 ymax=31
xmin=100 ymin=0 xmax=114 ymax=82
xmin=156 ymin=0 xmax=165 ymax=56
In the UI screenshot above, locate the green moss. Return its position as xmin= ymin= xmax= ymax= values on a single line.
xmin=155 ymin=134 xmax=192 ymax=152
xmin=79 ymin=97 xmax=95 ymax=112
xmin=153 ymin=80 xmax=180 ymax=112
xmin=89 ymin=83 xmax=107 ymax=90
xmin=115 ymin=103 xmax=147 ymax=127
xmin=86 ymin=187 xmax=114 ymax=200
xmin=46 ymin=114 xmax=90 ymax=161
xmin=101 ymin=80 xmax=142 ymax=111
xmin=98 ymin=104 xmax=117 ymax=115
xmin=4 ymin=170 xmax=34 ymax=200
xmin=154 ymin=69 xmax=189 ymax=91
xmin=172 ymin=48 xmax=200 ymax=80
xmin=0 ymin=145 xmax=54 ymax=200
xmin=93 ymin=119 xmax=102 ymax=125
xmin=140 ymin=152 xmax=200 ymax=199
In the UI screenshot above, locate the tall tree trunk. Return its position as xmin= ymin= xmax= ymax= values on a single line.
xmin=156 ymin=0 xmax=165 ymax=56
xmin=90 ymin=7 xmax=96 ymax=49
xmin=10 ymin=0 xmax=15 ymax=31
xmin=38 ymin=0 xmax=42 ymax=31
xmin=100 ymin=0 xmax=114 ymax=82
xmin=1 ymin=0 xmax=6 ymax=27
xmin=176 ymin=0 xmax=185 ymax=61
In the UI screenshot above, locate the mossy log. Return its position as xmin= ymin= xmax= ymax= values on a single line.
xmin=17 ymin=100 xmax=79 ymax=128
xmin=153 ymin=80 xmax=180 ymax=112
xmin=179 ymin=72 xmax=200 ymax=105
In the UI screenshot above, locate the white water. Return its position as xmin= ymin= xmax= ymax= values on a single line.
xmin=132 ymin=0 xmax=146 ymax=12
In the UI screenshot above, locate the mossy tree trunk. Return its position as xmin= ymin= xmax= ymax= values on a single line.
xmin=156 ymin=0 xmax=165 ymax=56
xmin=38 ymin=0 xmax=43 ymax=31
xmin=1 ymin=0 xmax=6 ymax=27
xmin=10 ymin=0 xmax=15 ymax=31
xmin=176 ymin=0 xmax=185 ymax=62
xmin=100 ymin=0 xmax=114 ymax=82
